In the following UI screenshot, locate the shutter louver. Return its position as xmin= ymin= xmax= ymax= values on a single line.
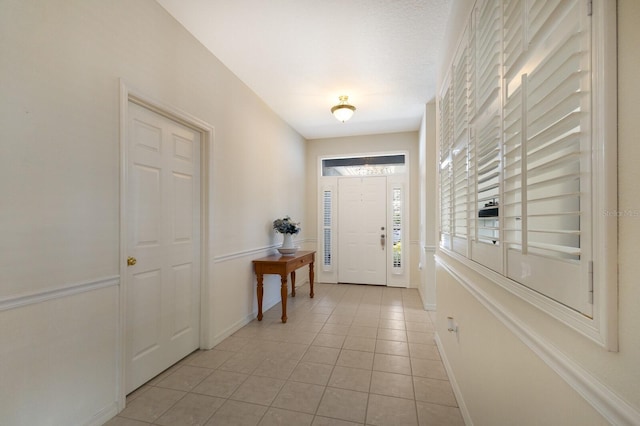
xmin=506 ymin=0 xmax=591 ymax=315
xmin=503 ymin=0 xmax=525 ymax=255
xmin=475 ymin=112 xmax=501 ymax=245
xmin=471 ymin=0 xmax=502 ymax=270
xmin=475 ymin=0 xmax=501 ymax=113
xmin=439 ymin=84 xmax=453 ymax=249
xmin=322 ymin=189 xmax=333 ymax=270
xmin=452 ymin=35 xmax=469 ymax=255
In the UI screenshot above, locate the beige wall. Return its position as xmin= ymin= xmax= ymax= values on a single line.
xmin=433 ymin=0 xmax=640 ymax=424
xmin=305 ymin=132 xmax=421 ymax=287
xmin=0 ymin=0 xmax=306 ymax=424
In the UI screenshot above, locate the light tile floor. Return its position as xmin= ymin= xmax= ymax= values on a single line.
xmin=106 ymin=282 xmax=465 ymax=426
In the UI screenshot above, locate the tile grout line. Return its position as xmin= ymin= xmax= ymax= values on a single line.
xmin=112 ymin=284 xmax=461 ymax=425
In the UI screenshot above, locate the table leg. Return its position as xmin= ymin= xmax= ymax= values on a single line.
xmin=309 ymin=261 xmax=315 ymax=298
xmin=291 ymin=270 xmax=296 ymax=297
xmin=280 ymin=274 xmax=288 ymax=323
xmin=257 ymin=273 xmax=264 ymax=321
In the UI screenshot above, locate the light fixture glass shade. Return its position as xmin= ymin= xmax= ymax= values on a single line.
xmin=331 ymin=95 xmax=356 ymax=122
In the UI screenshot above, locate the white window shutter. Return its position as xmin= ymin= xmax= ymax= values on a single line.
xmin=504 ymin=0 xmax=592 ymax=316
xmin=452 ymin=29 xmax=470 ymax=256
xmin=437 ymin=0 xmax=616 ymax=346
xmin=439 ymin=82 xmax=453 ymax=250
xmin=503 ymin=0 xmax=525 ymax=256
xmin=322 ymin=187 xmax=334 ymax=271
xmin=470 ymin=0 xmax=502 ymax=271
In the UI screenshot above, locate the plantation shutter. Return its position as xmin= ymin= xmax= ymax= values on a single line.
xmin=438 ymin=0 xmax=614 ymax=337
xmin=503 ymin=0 xmax=525 ymax=265
xmin=452 ymin=31 xmax=470 ymax=256
xmin=503 ymin=0 xmax=592 ymax=315
xmin=322 ymin=187 xmax=334 ymax=271
xmin=439 ymin=82 xmax=453 ymax=249
xmin=470 ymin=0 xmax=502 ymax=271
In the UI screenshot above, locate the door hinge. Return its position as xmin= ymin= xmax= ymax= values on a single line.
xmin=587 ymin=0 xmax=593 ymax=16
xmin=588 ymin=261 xmax=594 ymax=304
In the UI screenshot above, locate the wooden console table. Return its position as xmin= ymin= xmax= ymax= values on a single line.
xmin=252 ymin=250 xmax=315 ymax=323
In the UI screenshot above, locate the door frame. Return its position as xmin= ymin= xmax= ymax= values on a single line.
xmin=117 ymin=81 xmax=214 ymax=410
xmin=317 ymin=151 xmax=410 ymax=287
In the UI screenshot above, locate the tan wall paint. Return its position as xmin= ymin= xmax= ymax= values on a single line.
xmin=0 ymin=0 xmax=306 ymax=424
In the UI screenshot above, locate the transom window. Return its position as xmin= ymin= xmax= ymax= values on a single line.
xmin=322 ymin=155 xmax=405 ymax=176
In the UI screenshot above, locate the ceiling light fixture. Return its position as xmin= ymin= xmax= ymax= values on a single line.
xmin=331 ymin=95 xmax=356 ymax=122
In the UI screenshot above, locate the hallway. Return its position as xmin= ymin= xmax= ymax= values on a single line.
xmin=107 ymin=283 xmax=463 ymax=425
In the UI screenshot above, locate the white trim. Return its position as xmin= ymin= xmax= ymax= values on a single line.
xmin=434 ymin=332 xmax=474 ymax=426
xmin=214 ymin=244 xmax=280 ymax=263
xmin=118 ymin=80 xmax=214 ymax=410
xmin=213 ymin=238 xmax=316 ymax=263
xmin=440 ymin=246 xmax=606 ymax=348
xmin=590 ymin=0 xmax=619 ymax=352
xmin=424 ymin=245 xmax=437 ymax=253
xmin=209 ymin=312 xmax=256 ymax=348
xmin=85 ymin=401 xmax=119 ymax=426
xmin=118 ymin=81 xmax=128 ymax=412
xmin=0 ymin=276 xmax=119 ymax=312
xmin=435 ymin=255 xmax=640 ymax=426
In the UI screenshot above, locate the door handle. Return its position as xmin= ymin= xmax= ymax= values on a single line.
xmin=380 ymin=234 xmax=385 ymax=249
xmin=127 ymin=256 xmax=137 ymax=266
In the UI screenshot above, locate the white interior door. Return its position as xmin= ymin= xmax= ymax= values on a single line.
xmin=338 ymin=177 xmax=387 ymax=285
xmin=125 ymin=101 xmax=201 ymax=393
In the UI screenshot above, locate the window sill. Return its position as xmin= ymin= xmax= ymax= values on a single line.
xmin=436 ymin=247 xmax=614 ymax=350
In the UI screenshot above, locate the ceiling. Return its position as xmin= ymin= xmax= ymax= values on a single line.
xmin=156 ymin=0 xmax=452 ymax=140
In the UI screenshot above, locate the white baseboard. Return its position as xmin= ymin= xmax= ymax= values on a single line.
xmin=207 ymin=279 xmax=310 ymax=349
xmin=208 ymin=312 xmax=256 ymax=349
xmin=435 ymin=332 xmax=474 ymax=426
xmin=423 ymin=302 xmax=436 ymax=311
xmin=85 ymin=402 xmax=119 ymax=426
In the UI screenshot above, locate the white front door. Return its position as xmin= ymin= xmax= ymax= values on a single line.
xmin=338 ymin=176 xmax=387 ymax=285
xmin=125 ymin=101 xmax=201 ymax=393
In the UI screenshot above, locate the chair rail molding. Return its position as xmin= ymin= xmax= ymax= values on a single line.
xmin=0 ymin=276 xmax=119 ymax=312
xmin=436 ymin=255 xmax=640 ymax=426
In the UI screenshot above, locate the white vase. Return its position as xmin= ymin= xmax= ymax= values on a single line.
xmin=281 ymin=233 xmax=295 ymax=249
xmin=278 ymin=233 xmax=298 ymax=255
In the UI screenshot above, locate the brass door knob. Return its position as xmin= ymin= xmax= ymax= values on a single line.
xmin=127 ymin=256 xmax=137 ymax=266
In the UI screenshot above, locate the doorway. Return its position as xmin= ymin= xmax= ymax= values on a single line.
xmin=338 ymin=176 xmax=387 ymax=285
xmin=123 ymin=100 xmax=202 ymax=394
xmin=318 ymin=152 xmax=409 ymax=288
